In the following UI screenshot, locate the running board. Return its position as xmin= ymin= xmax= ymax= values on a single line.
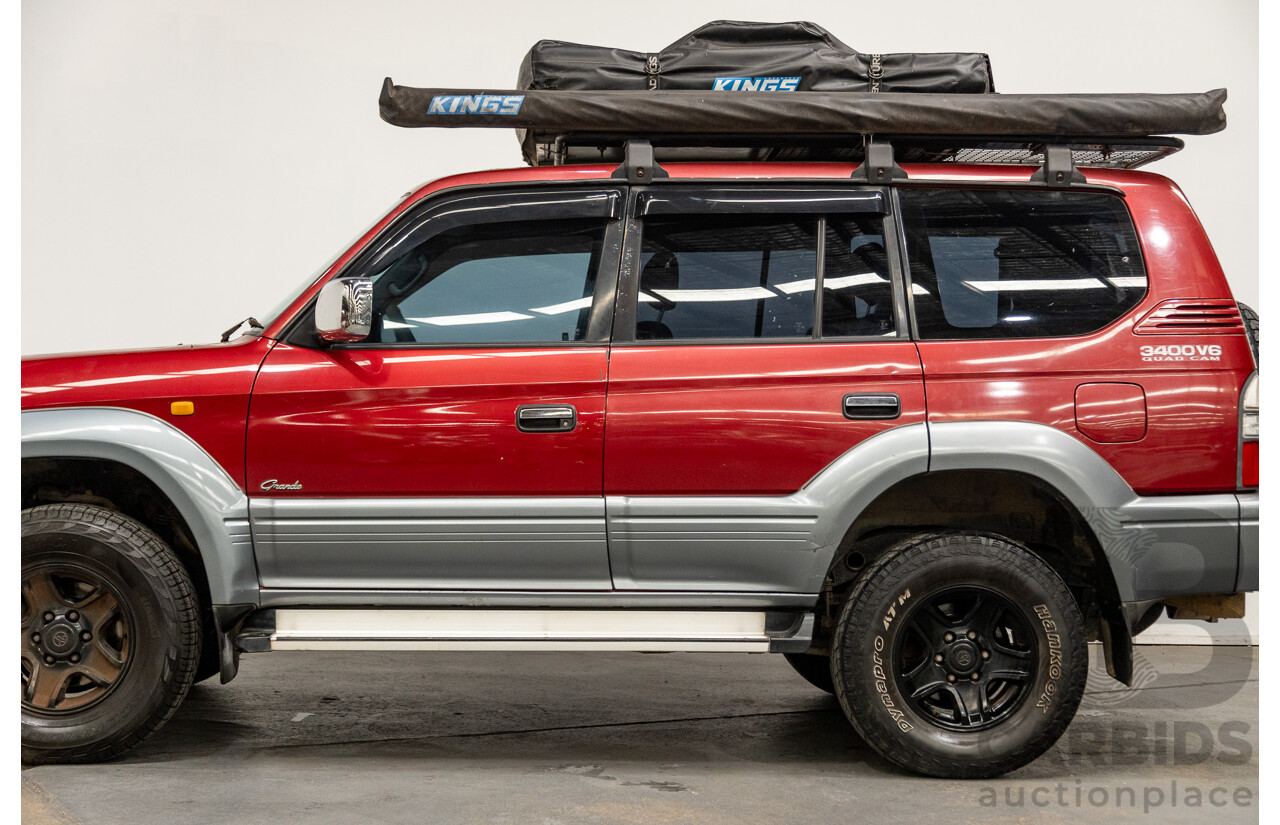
xmin=237 ymin=609 xmax=813 ymax=653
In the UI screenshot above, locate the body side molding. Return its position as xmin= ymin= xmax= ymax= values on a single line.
xmin=256 ymin=588 xmax=817 ymax=609
xmin=607 ymin=423 xmax=931 ymax=593
xmin=249 ymin=497 xmax=612 ymax=590
xmin=21 ymin=407 xmax=257 ymax=605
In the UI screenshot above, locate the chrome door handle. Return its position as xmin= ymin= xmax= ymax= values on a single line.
xmin=516 ymin=404 xmax=578 ymax=432
xmin=843 ymin=393 xmax=901 ymax=420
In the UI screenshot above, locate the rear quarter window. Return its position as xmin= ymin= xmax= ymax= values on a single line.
xmin=898 ymin=189 xmax=1147 ymax=339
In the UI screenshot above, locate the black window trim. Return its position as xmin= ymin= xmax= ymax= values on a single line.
xmin=639 ymin=188 xmax=885 ymax=217
xmin=283 ymin=186 xmax=626 ymax=349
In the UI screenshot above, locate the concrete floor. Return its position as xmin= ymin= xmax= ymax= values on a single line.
xmin=22 ymin=645 xmax=1257 ymax=825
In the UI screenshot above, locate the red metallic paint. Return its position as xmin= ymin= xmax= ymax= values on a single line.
xmin=21 ymin=336 xmax=275 ymax=488
xmin=907 ymin=167 xmax=1253 ymax=495
xmin=1074 ymin=383 xmax=1147 ymax=444
xmin=23 ymin=162 xmax=1257 ymax=499
xmin=603 ymin=343 xmax=925 ymax=495
xmin=245 ymin=343 xmax=608 ymax=496
xmin=915 ymin=332 xmax=1251 ymax=494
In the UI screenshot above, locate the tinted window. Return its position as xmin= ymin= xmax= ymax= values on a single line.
xmin=368 ymin=219 xmax=604 ymax=344
xmin=822 ymin=215 xmax=896 ymax=337
xmin=899 ymin=189 xmax=1147 ymax=339
xmin=636 ymin=216 xmax=818 ymax=340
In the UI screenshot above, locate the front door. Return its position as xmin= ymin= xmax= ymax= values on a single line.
xmin=246 ymin=187 xmax=623 ymax=591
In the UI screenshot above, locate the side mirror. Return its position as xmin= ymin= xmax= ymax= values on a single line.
xmin=315 ymin=278 xmax=373 ymax=343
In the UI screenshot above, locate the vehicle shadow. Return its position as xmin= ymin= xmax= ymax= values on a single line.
xmin=138 ymin=695 xmax=894 ymax=778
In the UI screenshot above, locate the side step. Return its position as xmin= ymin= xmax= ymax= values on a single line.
xmin=238 ymin=609 xmax=813 ymax=654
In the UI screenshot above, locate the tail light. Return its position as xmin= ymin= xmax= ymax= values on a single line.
xmin=1240 ymin=373 xmax=1258 ymax=488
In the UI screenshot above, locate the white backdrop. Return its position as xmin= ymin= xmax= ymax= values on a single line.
xmin=23 ymin=0 xmax=1258 ymax=355
xmin=22 ymin=1 xmax=1260 ymax=640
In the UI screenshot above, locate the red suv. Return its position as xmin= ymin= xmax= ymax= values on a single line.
xmin=21 ymin=85 xmax=1257 ymax=778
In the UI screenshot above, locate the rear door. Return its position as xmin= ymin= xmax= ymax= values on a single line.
xmin=602 ymin=186 xmax=926 ymax=591
xmin=246 ymin=187 xmax=624 ymax=591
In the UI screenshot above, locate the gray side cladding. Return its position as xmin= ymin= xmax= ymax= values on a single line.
xmin=21 ymin=407 xmax=257 ymax=605
xmin=929 ymin=420 xmax=1241 ymax=603
xmin=23 ymin=410 xmax=1246 ymax=609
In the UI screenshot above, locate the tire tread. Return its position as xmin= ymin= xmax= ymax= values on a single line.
xmin=21 ymin=503 xmax=201 ymax=764
xmin=830 ymin=532 xmax=1087 ymax=778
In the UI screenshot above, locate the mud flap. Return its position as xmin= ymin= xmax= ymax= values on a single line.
xmin=212 ymin=604 xmax=256 ymax=684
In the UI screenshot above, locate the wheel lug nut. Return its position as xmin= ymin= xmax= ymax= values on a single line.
xmin=43 ymin=655 xmax=55 ymax=665
xmin=43 ymin=612 xmax=54 ymax=622
xmin=944 ymin=633 xmax=954 ymax=643
xmin=934 ymin=654 xmax=944 ymax=664
xmin=946 ymin=674 xmax=956 ymax=683
xmin=67 ymin=611 xmax=79 ymax=622
xmin=970 ymin=672 xmax=980 ymax=681
xmin=981 ymin=650 xmax=990 ymax=660
xmin=31 ymin=633 xmax=41 ymax=643
xmin=69 ymin=653 xmax=81 ymax=664
xmin=81 ymin=631 xmax=92 ymax=641
xmin=967 ymin=630 xmax=977 ymax=640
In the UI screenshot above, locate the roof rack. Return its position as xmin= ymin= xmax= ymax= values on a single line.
xmin=538 ymin=133 xmax=1185 ymax=170
xmin=379 ymin=82 xmax=1226 ymax=173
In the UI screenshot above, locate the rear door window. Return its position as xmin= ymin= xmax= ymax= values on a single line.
xmin=822 ymin=215 xmax=896 ymax=337
xmin=629 ymin=203 xmax=897 ymax=342
xmin=635 ymin=215 xmax=818 ymax=340
xmin=898 ymin=189 xmax=1147 ymax=339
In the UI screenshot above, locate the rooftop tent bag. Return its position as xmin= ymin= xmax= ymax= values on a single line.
xmin=517 ymin=20 xmax=996 ymax=94
xmin=379 ymin=17 xmax=1226 ymax=169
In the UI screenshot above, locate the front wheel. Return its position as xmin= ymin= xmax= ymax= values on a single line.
xmin=21 ymin=504 xmax=201 ymax=764
xmin=831 ymin=532 xmax=1086 ymax=778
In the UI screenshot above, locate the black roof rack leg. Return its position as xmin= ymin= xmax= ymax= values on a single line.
xmin=851 ymin=140 xmax=907 ymax=183
xmin=611 ymin=139 xmax=669 ymax=183
xmin=1031 ymin=145 xmax=1087 ymax=187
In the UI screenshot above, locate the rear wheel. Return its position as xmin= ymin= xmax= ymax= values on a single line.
xmin=21 ymin=504 xmax=200 ymax=764
xmin=831 ymin=531 xmax=1086 ymax=778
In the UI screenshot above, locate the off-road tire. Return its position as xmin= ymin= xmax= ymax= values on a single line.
xmin=1238 ymin=302 xmax=1259 ymax=365
xmin=831 ymin=531 xmax=1087 ymax=778
xmin=783 ymin=652 xmax=835 ymax=694
xmin=21 ymin=504 xmax=201 ymax=764
xmin=193 ymin=613 xmax=221 ymax=685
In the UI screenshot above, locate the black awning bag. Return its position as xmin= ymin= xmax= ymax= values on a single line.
xmin=380 ymin=83 xmax=1228 ymax=138
xmin=518 ymin=21 xmax=995 ymax=95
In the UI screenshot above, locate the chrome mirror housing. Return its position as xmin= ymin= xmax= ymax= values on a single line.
xmin=315 ymin=278 xmax=373 ymax=343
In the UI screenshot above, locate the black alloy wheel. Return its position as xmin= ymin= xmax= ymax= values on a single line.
xmin=891 ymin=586 xmax=1037 ymax=731
xmin=831 ymin=531 xmax=1087 ymax=778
